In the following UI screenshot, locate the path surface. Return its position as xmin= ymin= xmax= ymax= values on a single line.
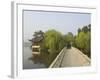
xmin=61 ymin=47 xmax=90 ymax=67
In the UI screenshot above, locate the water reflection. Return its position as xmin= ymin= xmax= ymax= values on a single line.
xmin=28 ymin=55 xmax=42 ymax=64
xmin=23 ymin=42 xmax=46 ymax=69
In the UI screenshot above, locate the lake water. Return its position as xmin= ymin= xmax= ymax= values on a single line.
xmin=23 ymin=42 xmax=46 ymax=69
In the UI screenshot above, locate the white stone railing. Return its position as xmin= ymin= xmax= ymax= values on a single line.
xmin=49 ymin=47 xmax=66 ymax=68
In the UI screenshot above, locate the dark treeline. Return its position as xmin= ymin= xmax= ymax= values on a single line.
xmin=30 ymin=24 xmax=91 ymax=67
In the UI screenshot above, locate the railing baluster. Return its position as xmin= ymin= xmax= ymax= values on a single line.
xmin=49 ymin=47 xmax=66 ymax=68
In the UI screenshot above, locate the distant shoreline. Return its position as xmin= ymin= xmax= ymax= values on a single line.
xmin=24 ymin=42 xmax=31 ymax=47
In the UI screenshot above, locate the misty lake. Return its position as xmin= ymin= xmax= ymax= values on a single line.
xmin=23 ymin=42 xmax=46 ymax=69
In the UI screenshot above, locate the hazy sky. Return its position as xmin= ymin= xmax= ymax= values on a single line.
xmin=23 ymin=10 xmax=91 ymax=42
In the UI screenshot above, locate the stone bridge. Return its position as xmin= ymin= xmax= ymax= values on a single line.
xmin=49 ymin=47 xmax=91 ymax=68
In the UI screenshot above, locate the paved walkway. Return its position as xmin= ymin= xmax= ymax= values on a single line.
xmin=61 ymin=47 xmax=90 ymax=67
